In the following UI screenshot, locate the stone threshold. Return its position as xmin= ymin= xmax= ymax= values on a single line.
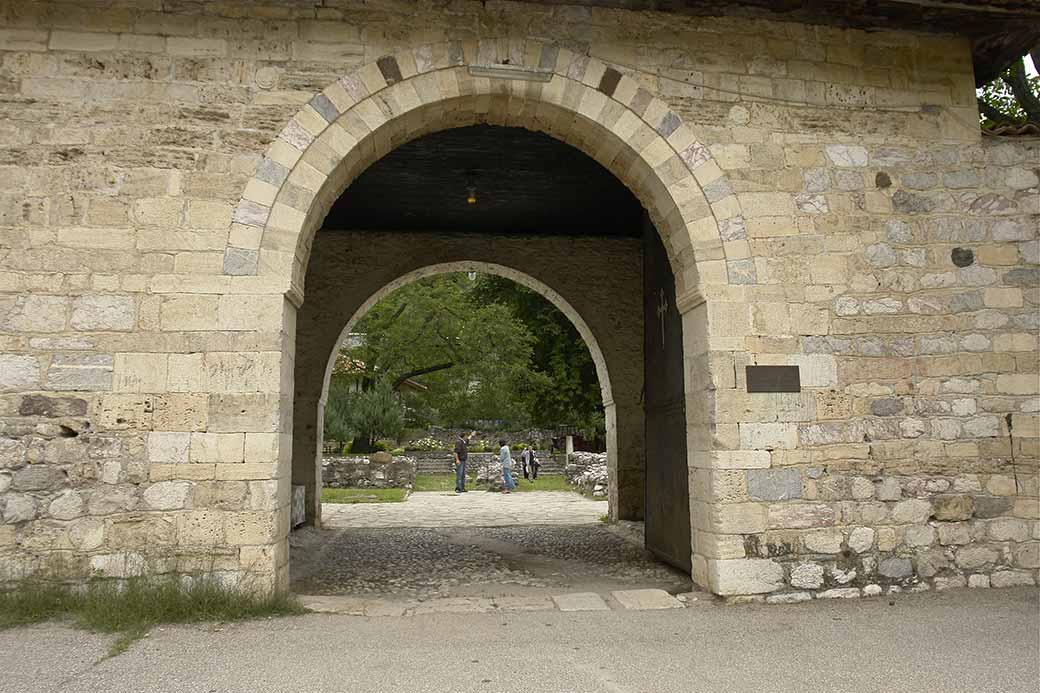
xmin=300 ymin=580 xmax=1037 ymax=615
xmin=299 ymin=588 xmax=701 ymax=617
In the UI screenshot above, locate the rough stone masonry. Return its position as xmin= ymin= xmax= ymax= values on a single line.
xmin=0 ymin=0 xmax=1037 ymax=600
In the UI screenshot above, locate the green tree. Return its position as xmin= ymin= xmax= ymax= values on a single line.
xmin=471 ymin=275 xmax=604 ymax=437
xmin=345 ymin=378 xmax=405 ymax=452
xmin=342 ymin=274 xmax=539 ymax=428
xmin=323 ymin=377 xmax=405 ymax=452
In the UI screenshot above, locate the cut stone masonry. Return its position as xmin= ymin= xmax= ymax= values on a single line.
xmin=0 ymin=1 xmax=1036 ymax=599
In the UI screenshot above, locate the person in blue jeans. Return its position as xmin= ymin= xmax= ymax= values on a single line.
xmin=453 ymin=431 xmax=471 ymax=494
xmin=499 ymin=439 xmax=516 ymax=493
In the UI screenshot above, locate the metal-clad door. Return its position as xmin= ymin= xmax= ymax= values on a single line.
xmin=643 ymin=220 xmax=692 ymax=573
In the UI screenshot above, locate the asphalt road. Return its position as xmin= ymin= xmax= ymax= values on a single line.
xmin=2 ymin=587 xmax=1037 ymax=692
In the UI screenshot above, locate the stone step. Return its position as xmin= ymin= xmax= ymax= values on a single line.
xmin=298 ymin=588 xmax=693 ymax=616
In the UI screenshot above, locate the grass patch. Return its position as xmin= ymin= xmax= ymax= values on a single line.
xmin=413 ymin=473 xmax=473 ymax=491
xmin=321 ymin=487 xmax=408 ymax=504
xmin=0 ymin=578 xmax=305 ymax=658
xmin=599 ymin=514 xmax=610 ymax=523
xmin=413 ymin=473 xmax=575 ymax=493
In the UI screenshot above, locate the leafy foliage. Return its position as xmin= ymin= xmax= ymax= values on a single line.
xmin=403 ymin=437 xmax=449 ymax=451
xmin=324 ymin=272 xmax=605 ymax=439
xmin=978 ymin=56 xmax=1040 ymax=126
xmin=471 ymin=274 xmax=605 ymax=436
xmin=339 ymin=273 xmax=541 ymax=428
xmin=323 ymin=377 xmax=356 ymax=444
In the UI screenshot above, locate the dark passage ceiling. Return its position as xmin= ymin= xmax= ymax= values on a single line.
xmin=320 ymin=125 xmax=644 ymax=237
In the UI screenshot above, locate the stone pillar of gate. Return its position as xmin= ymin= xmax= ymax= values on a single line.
xmin=680 ymin=300 xmax=719 ymax=592
xmin=291 ymin=394 xmax=324 ymax=527
xmin=606 ymin=398 xmax=646 ymax=521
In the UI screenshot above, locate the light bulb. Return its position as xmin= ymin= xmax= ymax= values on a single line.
xmin=466 ymin=186 xmax=477 ymax=205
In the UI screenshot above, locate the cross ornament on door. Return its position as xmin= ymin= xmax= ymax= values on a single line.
xmin=656 ymin=288 xmax=668 ymax=344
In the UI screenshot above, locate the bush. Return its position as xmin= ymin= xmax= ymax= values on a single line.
xmin=390 ymin=447 xmax=405 ymax=455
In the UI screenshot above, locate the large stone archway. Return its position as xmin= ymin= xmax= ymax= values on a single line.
xmin=216 ymin=39 xmax=743 ymax=592
xmin=5 ymin=5 xmax=1034 ymax=601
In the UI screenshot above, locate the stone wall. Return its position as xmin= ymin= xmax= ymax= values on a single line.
xmin=321 ymin=454 xmax=416 ymax=489
xmin=697 ymin=138 xmax=1040 ymax=599
xmin=0 ymin=0 xmax=1036 ymax=597
xmin=565 ymin=452 xmax=609 ymax=498
xmin=406 ymin=451 xmax=564 ymax=475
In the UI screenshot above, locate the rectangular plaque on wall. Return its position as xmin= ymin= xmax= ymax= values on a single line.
xmin=746 ymin=365 xmax=801 ymax=393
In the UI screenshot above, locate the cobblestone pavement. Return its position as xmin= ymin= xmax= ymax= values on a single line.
xmin=293 ymin=491 xmax=691 ymax=611
xmin=291 ymin=524 xmax=690 ymax=601
xmin=320 ymin=490 xmax=608 ymax=528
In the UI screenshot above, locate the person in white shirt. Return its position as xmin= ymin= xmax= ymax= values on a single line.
xmin=499 ymin=439 xmax=516 ymax=493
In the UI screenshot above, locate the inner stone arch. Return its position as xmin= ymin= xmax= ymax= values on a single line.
xmin=299 ymin=260 xmax=620 ymax=522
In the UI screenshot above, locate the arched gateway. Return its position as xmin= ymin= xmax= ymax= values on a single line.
xmin=219 ymin=39 xmax=745 ymax=593
xmin=4 ymin=6 xmax=1034 ymax=603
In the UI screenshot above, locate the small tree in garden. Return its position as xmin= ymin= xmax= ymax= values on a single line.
xmin=344 ymin=378 xmax=405 ymax=453
xmin=324 ymin=377 xmax=356 ymax=447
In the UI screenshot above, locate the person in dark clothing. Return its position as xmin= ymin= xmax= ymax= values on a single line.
xmin=520 ymin=446 xmax=539 ymax=481
xmin=453 ymin=431 xmax=472 ymax=493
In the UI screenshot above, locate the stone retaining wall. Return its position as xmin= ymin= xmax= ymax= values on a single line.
xmin=566 ymin=453 xmax=609 ymax=498
xmin=321 ymin=455 xmax=416 ymax=489
xmin=408 ymin=451 xmax=565 ymax=475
